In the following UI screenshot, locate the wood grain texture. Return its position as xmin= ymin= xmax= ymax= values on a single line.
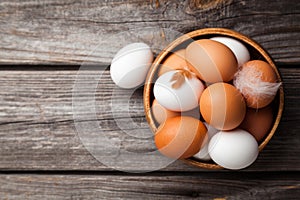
xmin=0 ymin=173 xmax=299 ymax=199
xmin=0 ymin=0 xmax=299 ymax=65
xmin=0 ymin=67 xmax=299 ymax=171
xmin=0 ymin=1 xmax=299 ymax=199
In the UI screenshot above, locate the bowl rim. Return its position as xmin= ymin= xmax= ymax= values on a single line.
xmin=143 ymin=28 xmax=284 ymax=169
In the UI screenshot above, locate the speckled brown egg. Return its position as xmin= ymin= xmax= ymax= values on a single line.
xmin=234 ymin=60 xmax=281 ymax=109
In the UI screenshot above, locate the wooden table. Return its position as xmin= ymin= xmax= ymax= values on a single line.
xmin=0 ymin=0 xmax=299 ymax=199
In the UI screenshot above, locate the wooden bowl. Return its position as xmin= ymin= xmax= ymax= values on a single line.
xmin=143 ymin=28 xmax=284 ymax=169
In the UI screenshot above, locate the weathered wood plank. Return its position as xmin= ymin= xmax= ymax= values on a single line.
xmin=0 ymin=67 xmax=299 ymax=171
xmin=0 ymin=173 xmax=299 ymax=199
xmin=0 ymin=0 xmax=299 ymax=65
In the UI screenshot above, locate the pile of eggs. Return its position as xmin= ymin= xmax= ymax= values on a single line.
xmin=110 ymin=34 xmax=281 ymax=170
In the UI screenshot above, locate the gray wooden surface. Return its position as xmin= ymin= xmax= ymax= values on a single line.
xmin=0 ymin=68 xmax=299 ymax=172
xmin=0 ymin=0 xmax=299 ymax=199
xmin=0 ymin=0 xmax=299 ymax=65
xmin=0 ymin=173 xmax=299 ymax=199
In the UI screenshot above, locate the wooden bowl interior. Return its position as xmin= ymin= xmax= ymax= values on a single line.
xmin=143 ymin=28 xmax=284 ymax=169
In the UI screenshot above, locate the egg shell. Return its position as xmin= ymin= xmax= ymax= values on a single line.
xmin=234 ymin=60 xmax=280 ymax=108
xmin=151 ymin=99 xmax=180 ymax=124
xmin=200 ymin=83 xmax=246 ymax=130
xmin=239 ymin=106 xmax=273 ymax=142
xmin=155 ymin=116 xmax=207 ymax=159
xmin=110 ymin=43 xmax=153 ymax=89
xmin=193 ymin=122 xmax=219 ymax=161
xmin=210 ymin=36 xmax=250 ymax=67
xmin=158 ymin=49 xmax=190 ymax=76
xmin=182 ymin=106 xmax=201 ymax=120
xmin=208 ymin=129 xmax=259 ymax=170
xmin=185 ymin=39 xmax=238 ymax=83
xmin=154 ymin=70 xmax=204 ymax=112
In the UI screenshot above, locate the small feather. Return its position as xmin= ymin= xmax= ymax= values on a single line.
xmin=170 ymin=69 xmax=194 ymax=89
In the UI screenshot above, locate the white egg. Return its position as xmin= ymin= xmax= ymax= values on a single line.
xmin=208 ymin=129 xmax=258 ymax=170
xmin=110 ymin=43 xmax=153 ymax=89
xmin=193 ymin=122 xmax=219 ymax=161
xmin=210 ymin=36 xmax=250 ymax=67
xmin=154 ymin=70 xmax=204 ymax=112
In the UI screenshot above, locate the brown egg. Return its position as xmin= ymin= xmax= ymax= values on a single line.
xmin=185 ymin=39 xmax=238 ymax=83
xmin=234 ymin=60 xmax=280 ymax=109
xmin=200 ymin=83 xmax=246 ymax=130
xmin=155 ymin=116 xmax=207 ymax=159
xmin=152 ymin=99 xmax=180 ymax=124
xmin=239 ymin=106 xmax=273 ymax=142
xmin=158 ymin=49 xmax=189 ymax=76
